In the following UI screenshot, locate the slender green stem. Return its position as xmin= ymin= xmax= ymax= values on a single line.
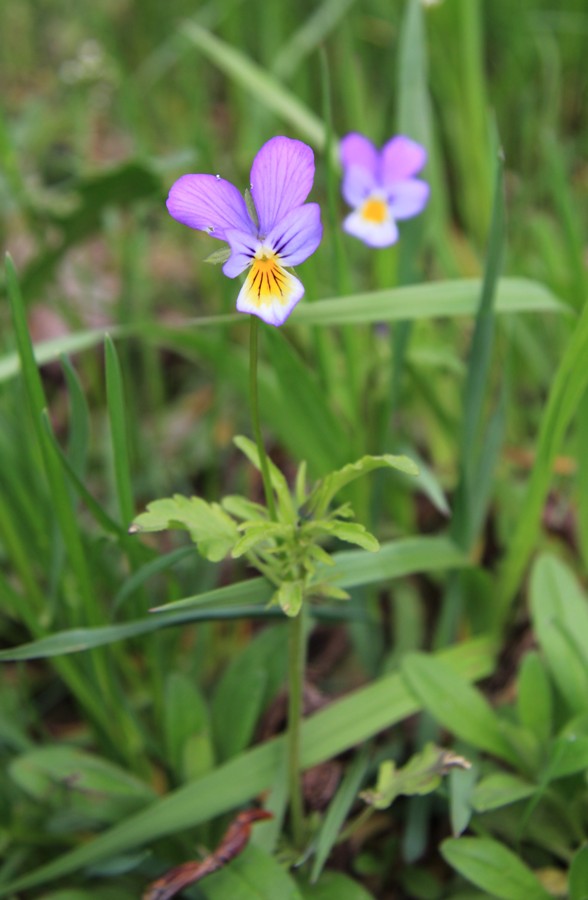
xmin=249 ymin=314 xmax=306 ymax=846
xmin=249 ymin=316 xmax=277 ymax=521
xmin=287 ymin=603 xmax=307 ymax=848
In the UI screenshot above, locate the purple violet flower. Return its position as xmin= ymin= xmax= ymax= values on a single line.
xmin=166 ymin=136 xmax=322 ymax=327
xmin=340 ymin=133 xmax=429 ymax=248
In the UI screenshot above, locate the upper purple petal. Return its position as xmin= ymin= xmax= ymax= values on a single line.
xmin=381 ymin=136 xmax=427 ymax=185
xmin=341 ymin=164 xmax=378 ymax=207
xmin=250 ymin=137 xmax=315 ymax=235
xmin=266 ymin=203 xmax=322 ymax=267
xmin=386 ymin=178 xmax=430 ymax=220
xmin=222 ymin=229 xmax=259 ymax=278
xmin=166 ymin=174 xmax=254 ymax=241
xmin=340 ymin=133 xmax=379 ymax=179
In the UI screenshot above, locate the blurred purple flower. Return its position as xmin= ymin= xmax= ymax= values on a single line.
xmin=167 ymin=136 xmax=322 ymax=327
xmin=339 ymin=133 xmax=429 ymax=248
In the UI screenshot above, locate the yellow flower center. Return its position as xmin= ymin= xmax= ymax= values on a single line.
xmin=246 ymin=251 xmax=288 ymax=307
xmin=361 ymin=196 xmax=388 ymax=224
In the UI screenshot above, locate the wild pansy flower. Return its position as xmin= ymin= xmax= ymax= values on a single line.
xmin=340 ymin=133 xmax=429 ymax=248
xmin=166 ymin=136 xmax=322 ymax=327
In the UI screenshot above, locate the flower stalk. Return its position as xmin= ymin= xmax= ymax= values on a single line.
xmin=248 ymin=316 xmax=277 ymax=521
xmin=287 ymin=602 xmax=307 ymax=849
xmin=249 ymin=313 xmax=306 ymax=846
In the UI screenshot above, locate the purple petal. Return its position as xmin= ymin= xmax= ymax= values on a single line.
xmin=341 ymin=164 xmax=378 ymax=207
xmin=386 ymin=178 xmax=430 ymax=220
xmin=236 ymin=261 xmax=304 ymax=327
xmin=223 ymin=229 xmax=259 ymax=278
xmin=166 ymin=174 xmax=254 ymax=241
xmin=343 ymin=208 xmax=399 ymax=248
xmin=339 ymin=133 xmax=379 ymax=178
xmin=381 ymin=136 xmax=427 ymax=184
xmin=266 ymin=203 xmax=322 ymax=266
xmin=250 ymin=137 xmax=315 ymax=235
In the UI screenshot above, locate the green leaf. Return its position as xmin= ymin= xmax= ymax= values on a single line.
xmin=130 ymin=495 xmax=238 ymax=562
xmin=530 ymin=554 xmax=588 ymax=714
xmin=275 ymin=581 xmax=304 ymax=617
xmin=402 ymin=653 xmax=518 ymax=766
xmin=471 ymin=774 xmax=536 ymax=812
xmin=9 ymin=746 xmax=155 ymax=825
xmin=163 ymin=673 xmax=214 ymax=781
xmin=309 ymin=454 xmax=419 ymax=517
xmin=516 ymin=652 xmax=553 ymax=745
xmin=543 ymin=734 xmax=588 ymax=781
xmin=497 ymin=287 xmax=588 ymax=620
xmin=233 ymin=435 xmax=296 ymax=523
xmin=202 ymin=844 xmax=303 ymax=899
xmin=292 ymin=278 xmax=564 ymax=327
xmin=231 ymin=521 xmax=287 ymax=558
xmin=449 ymin=764 xmax=477 ymax=837
xmin=310 ymin=747 xmax=371 ymax=883
xmin=569 ymin=845 xmax=588 ymax=900
xmin=361 ymin=744 xmax=470 ymax=810
xmin=441 ymin=837 xmax=552 ymax=900
xmin=301 ymin=870 xmax=376 ymax=899
xmin=323 ymin=520 xmax=380 ymax=552
xmin=211 ymin=627 xmax=288 ymax=761
xmin=222 ymin=495 xmax=268 ymax=522
xmin=0 ymin=638 xmax=495 ymax=896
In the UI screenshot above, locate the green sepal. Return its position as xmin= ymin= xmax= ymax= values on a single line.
xmin=361 ymin=743 xmax=471 ymax=810
xmin=202 ymin=247 xmax=232 ymax=265
xmin=308 ymin=453 xmax=419 ymax=517
xmin=244 ymin=188 xmax=259 ymax=229
xmin=234 ymin=435 xmax=296 ymax=523
xmin=130 ymin=494 xmax=238 ymax=562
xmin=274 ymin=580 xmax=304 ymax=617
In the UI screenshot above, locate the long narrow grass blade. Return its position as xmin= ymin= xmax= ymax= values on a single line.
xmin=272 ymin=0 xmax=357 ymax=81
xmin=105 ymin=335 xmax=135 ymax=525
xmin=293 ymin=278 xmax=563 ymax=326
xmin=181 ymin=23 xmax=327 ymax=151
xmin=451 ymin=143 xmax=505 ymax=550
xmin=158 ymin=535 xmax=468 ymax=613
xmin=0 ymin=536 xmax=467 ymax=660
xmin=0 ymin=278 xmax=565 ymax=387
xmin=310 ymin=746 xmax=371 ymax=882
xmin=496 ymin=295 xmax=588 ymax=624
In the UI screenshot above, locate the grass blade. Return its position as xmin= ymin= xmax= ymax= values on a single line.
xmin=182 ymin=23 xmax=327 ymax=151
xmin=497 ymin=294 xmax=588 ymax=624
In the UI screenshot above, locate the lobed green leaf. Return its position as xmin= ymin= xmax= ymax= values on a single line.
xmin=130 ymin=495 xmax=238 ymax=562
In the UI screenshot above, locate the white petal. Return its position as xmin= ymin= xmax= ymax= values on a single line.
xmin=343 ymin=208 xmax=399 ymax=248
xmin=236 ymin=257 xmax=304 ymax=326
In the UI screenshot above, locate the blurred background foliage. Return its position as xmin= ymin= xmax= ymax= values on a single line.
xmin=1 ymin=0 xmax=587 ymax=896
